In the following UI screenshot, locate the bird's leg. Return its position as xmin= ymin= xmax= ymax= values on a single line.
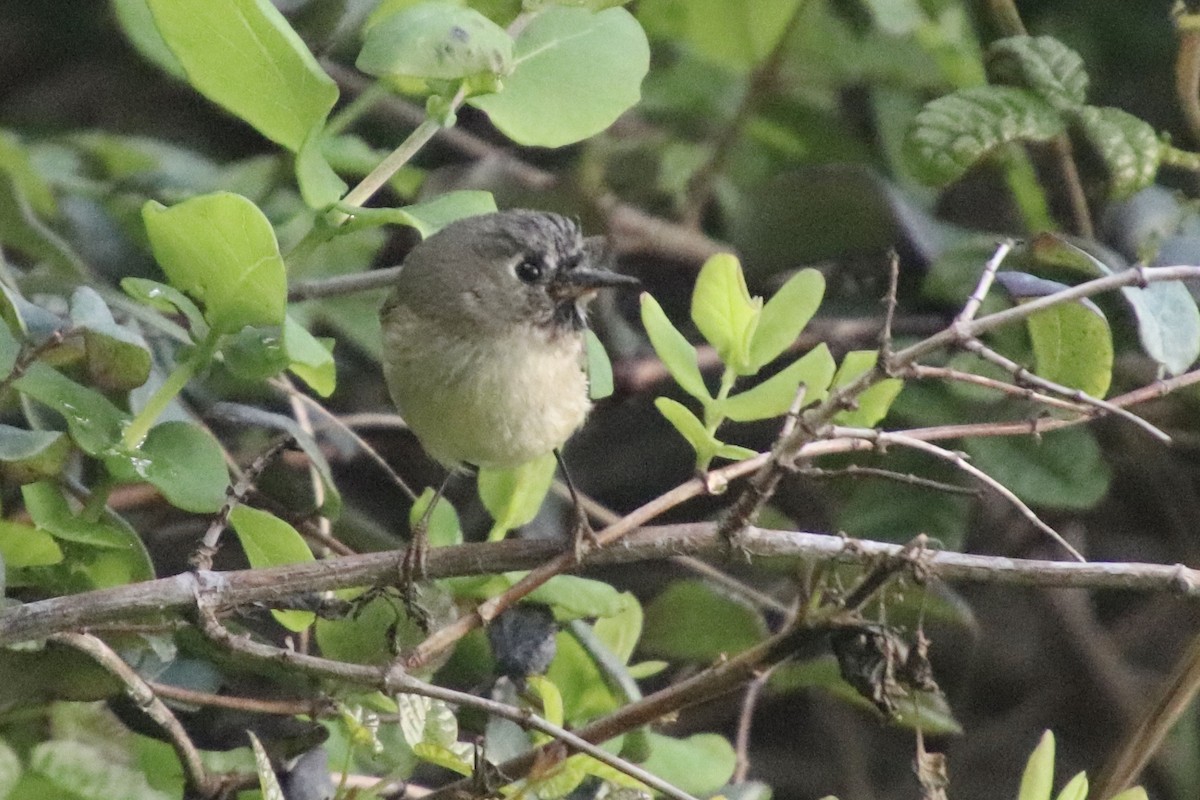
xmin=400 ymin=475 xmax=451 ymax=600
xmin=555 ymin=449 xmax=597 ymax=562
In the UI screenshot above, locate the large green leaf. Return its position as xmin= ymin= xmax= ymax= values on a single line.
xmin=142 ymin=192 xmax=287 ymax=333
xmin=470 ymin=7 xmax=649 ymax=147
xmin=962 ymin=426 xmax=1110 ymax=510
xmin=147 ymin=0 xmax=338 ymax=152
xmin=1028 ymin=234 xmax=1200 ymax=375
xmin=357 ymin=4 xmax=513 ymax=82
xmin=986 ymin=36 xmax=1088 ymax=111
xmin=139 ymin=422 xmax=229 ymax=513
xmin=905 ymin=86 xmax=1065 ymax=185
xmin=229 ymin=505 xmax=315 ymax=632
xmin=640 ymin=732 xmax=736 ymax=796
xmin=641 ymin=579 xmax=766 ymax=660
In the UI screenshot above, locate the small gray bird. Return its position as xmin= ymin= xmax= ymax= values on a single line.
xmin=381 ymin=209 xmax=637 ymax=473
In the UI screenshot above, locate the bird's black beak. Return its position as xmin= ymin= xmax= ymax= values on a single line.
xmin=551 ymin=265 xmax=640 ymax=301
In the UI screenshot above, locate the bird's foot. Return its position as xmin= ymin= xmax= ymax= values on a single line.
xmin=569 ymin=506 xmax=599 ymax=564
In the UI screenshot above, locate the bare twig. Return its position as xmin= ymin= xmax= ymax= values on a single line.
xmin=289 ymin=266 xmax=402 ymax=302
xmin=963 ymin=339 xmax=1171 ymax=443
xmin=798 ymin=464 xmax=980 ymax=496
xmin=733 ymin=667 xmax=777 ymax=783
xmin=49 ymin=633 xmax=219 ymax=796
xmin=954 ymin=240 xmax=1013 ymax=328
xmin=195 ymin=607 xmax=700 ymax=800
xmin=904 ymin=363 xmax=1089 ymax=414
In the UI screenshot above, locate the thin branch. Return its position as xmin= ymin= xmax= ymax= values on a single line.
xmin=904 ymin=363 xmax=1089 ymax=414
xmin=1176 ymin=7 xmax=1200 ymax=146
xmin=49 ymin=633 xmax=218 ymax=796
xmin=289 ymin=266 xmax=402 ymax=302
xmin=964 ymin=339 xmax=1171 ymax=443
xmin=798 ymin=464 xmax=980 ymax=496
xmin=1047 ymin=134 xmax=1095 ymax=238
xmin=880 ymin=250 xmax=901 ymax=369
xmin=196 ymin=609 xmax=700 ymax=800
xmin=733 ymin=667 xmax=776 ymax=783
xmin=954 ymin=240 xmax=1012 ymax=328
xmin=833 ymin=428 xmax=1085 ymax=561
xmin=11 ymin=523 xmax=1200 ymax=646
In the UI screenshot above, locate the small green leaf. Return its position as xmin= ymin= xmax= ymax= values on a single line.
xmin=526 ymin=675 xmax=565 ymax=727
xmin=337 ymin=191 xmax=499 ymax=239
xmin=412 ymin=743 xmax=473 ymax=777
xmin=142 ymin=192 xmax=287 ymax=333
xmin=120 ymin=277 xmax=208 ymax=338
xmin=0 ymin=130 xmax=56 ymax=217
xmin=584 ymin=329 xmax=614 ymax=400
xmin=147 ymin=0 xmax=338 ymax=152
xmin=0 ymin=519 xmax=63 ymax=568
xmin=477 ymin=452 xmax=557 ymax=540
xmin=723 ymin=343 xmax=835 ymax=422
xmin=316 ymin=589 xmax=426 ymax=665
xmin=640 ymin=294 xmax=709 ymax=402
xmin=284 ymin=316 xmax=336 ymax=397
xmin=295 ymin=123 xmax=347 ymax=209
xmin=409 ymin=487 xmax=463 ymax=548
xmin=986 ymin=36 xmax=1088 ymax=111
xmin=748 ymin=268 xmax=825 ymax=370
xmin=1018 ymin=731 xmax=1055 ymax=800
xmin=527 ymin=575 xmax=629 ymax=621
xmin=1055 ymin=772 xmax=1088 ymax=800
xmin=139 ymin=422 xmax=229 ymax=513
xmin=14 ymin=363 xmax=129 ymax=456
xmin=230 ymin=505 xmax=315 ymax=631
xmin=0 ymin=426 xmax=71 ymax=484
xmin=905 ymin=86 xmax=1065 ymax=186
xmin=592 ymin=591 xmax=643 ymax=663
xmin=1109 ymin=789 xmax=1150 ymax=800
xmin=639 ymin=732 xmax=736 ymax=796
xmin=69 ymin=287 xmax=152 ymax=391
xmin=357 ymin=3 xmax=513 ymax=83
xmin=22 ymin=482 xmax=133 ymax=550
xmin=654 ymin=397 xmax=717 ymax=465
xmin=831 ymin=351 xmax=902 ymax=428
xmin=641 ymin=579 xmax=766 ymax=660
xmin=223 ymin=326 xmax=289 ymax=382
xmin=470 ymin=7 xmax=650 ymax=147
xmin=0 ymin=172 xmax=81 ymax=277
xmin=714 ymin=443 xmax=758 ymax=461
xmin=963 ymin=426 xmax=1110 ymax=509
xmin=691 ymin=253 xmax=760 ymax=373
xmin=1070 ymin=106 xmax=1162 ymax=199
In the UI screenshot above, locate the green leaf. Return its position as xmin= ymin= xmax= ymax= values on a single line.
xmin=337 ymin=191 xmax=499 ymax=239
xmin=139 ymin=422 xmax=229 ymax=513
xmin=22 ymin=482 xmax=134 ymax=550
xmin=470 ymin=7 xmax=650 ymax=147
xmin=986 ymin=36 xmax=1088 ymax=111
xmin=0 ymin=130 xmax=56 ymax=217
xmin=316 ymin=590 xmax=426 ymax=665
xmin=639 ymin=294 xmax=709 ymax=402
xmin=357 ymin=3 xmax=513 ymax=82
xmin=526 ymin=675 xmax=565 ymax=727
xmin=1028 ymin=234 xmax=1200 ymax=376
xmin=248 ymin=731 xmax=286 ymax=800
xmin=747 ymin=268 xmax=825 ymax=370
xmin=546 ymin=628 xmax=622 ymax=720
xmin=26 ymin=740 xmax=172 ymax=800
xmin=142 ymin=192 xmax=287 ymax=333
xmin=146 ymin=0 xmax=338 ymax=152
xmin=120 ymin=278 xmax=208 ymax=339
xmin=229 ymin=505 xmax=315 ymax=631
xmin=831 ymin=351 xmax=903 ymax=428
xmin=14 ymin=363 xmax=129 ymax=456
xmin=1070 ymin=106 xmax=1162 ymax=199
xmin=1110 ymin=789 xmax=1149 ymax=800
xmin=295 ymin=123 xmax=347 ymax=209
xmin=222 ymin=326 xmax=289 ymax=382
xmin=0 ymin=426 xmax=71 ymax=484
xmin=723 ymin=343 xmax=835 ymax=422
xmin=640 ymin=732 xmax=736 ymax=796
xmin=1055 ymin=772 xmax=1088 ymax=800
xmin=0 ymin=519 xmax=63 ymax=568
xmin=654 ymin=397 xmax=718 ymax=466
xmin=691 ymin=253 xmax=760 ymax=373
xmin=1018 ymin=731 xmax=1055 ymax=800
xmin=527 ymin=575 xmax=629 ymax=621
xmin=412 ymin=743 xmax=474 ymax=777
xmin=111 ymin=0 xmax=186 ymax=79
xmin=592 ymin=591 xmax=643 ymax=663
xmin=409 ymin=487 xmax=463 ymax=548
xmin=0 ymin=171 xmax=83 ymax=277
xmin=641 ymin=579 xmax=766 ymax=660
xmin=69 ymin=287 xmax=152 ymax=392
xmin=637 ymin=0 xmax=803 ymax=71
xmin=905 ymin=86 xmax=1065 ymax=186
xmin=962 ymin=426 xmax=1110 ymax=509
xmin=477 ymin=452 xmax=557 ymax=540
xmin=995 ymin=273 xmax=1113 ymax=397
xmin=584 ymin=329 xmax=614 ymax=401
xmin=284 ymin=316 xmax=336 ymax=397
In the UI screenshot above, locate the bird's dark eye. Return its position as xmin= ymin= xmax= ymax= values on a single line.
xmin=515 ymin=257 xmax=545 ymax=284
